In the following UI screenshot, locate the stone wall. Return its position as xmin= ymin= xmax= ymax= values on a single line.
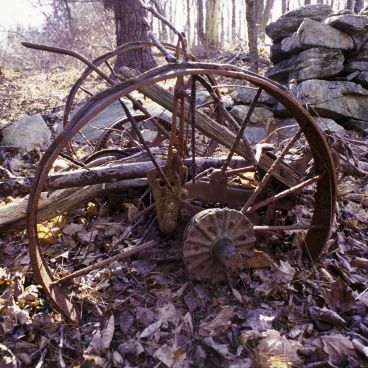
xmin=264 ymin=4 xmax=368 ymax=133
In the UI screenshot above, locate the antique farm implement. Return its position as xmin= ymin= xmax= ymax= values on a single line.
xmin=22 ymin=36 xmax=336 ymax=323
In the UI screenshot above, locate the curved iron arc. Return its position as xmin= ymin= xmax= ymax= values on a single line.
xmin=27 ymin=63 xmax=336 ymax=323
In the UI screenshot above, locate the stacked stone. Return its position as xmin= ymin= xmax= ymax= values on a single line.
xmin=265 ymin=4 xmax=368 ymax=132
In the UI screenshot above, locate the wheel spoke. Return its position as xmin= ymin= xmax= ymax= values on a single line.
xmin=241 ymin=129 xmax=303 ymax=213
xmin=247 ymin=175 xmax=321 ymax=213
xmin=220 ymin=87 xmax=262 ymax=175
xmin=190 ymin=77 xmax=197 ymax=182
xmin=253 ymin=224 xmax=322 ymax=232
xmin=119 ymin=99 xmax=174 ymax=194
xmin=50 ymin=240 xmax=155 ymax=286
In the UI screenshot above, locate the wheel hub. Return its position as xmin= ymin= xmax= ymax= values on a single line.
xmin=183 ymin=208 xmax=255 ymax=282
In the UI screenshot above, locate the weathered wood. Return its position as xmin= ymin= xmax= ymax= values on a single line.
xmin=0 ymin=179 xmax=146 ymax=232
xmin=0 ymin=157 xmax=249 ymax=197
xmin=117 ymin=67 xmax=296 ymax=187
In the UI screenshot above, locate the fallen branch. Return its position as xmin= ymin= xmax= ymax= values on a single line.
xmin=0 ymin=157 xmax=249 ymax=197
xmin=0 ymin=179 xmax=146 ymax=232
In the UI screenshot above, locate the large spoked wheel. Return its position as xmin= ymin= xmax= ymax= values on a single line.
xmin=27 ymin=63 xmax=336 ymax=323
xmin=63 ymin=42 xmax=200 ymax=161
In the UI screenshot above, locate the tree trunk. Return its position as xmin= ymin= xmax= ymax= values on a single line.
xmin=197 ymin=0 xmax=206 ymax=45
xmin=354 ymin=0 xmax=364 ymax=13
xmin=344 ymin=0 xmax=354 ymax=10
xmin=245 ymin=0 xmax=259 ymax=73
xmin=232 ymin=0 xmax=236 ymax=41
xmin=150 ymin=0 xmax=169 ymax=42
xmin=205 ymin=0 xmax=222 ymax=48
xmin=304 ymin=0 xmax=312 ymax=4
xmin=281 ymin=0 xmax=289 ymax=14
xmin=113 ymin=0 xmax=156 ymax=72
xmin=221 ymin=1 xmax=225 ymax=46
xmin=259 ymin=0 xmax=274 ymax=44
xmin=186 ymin=0 xmax=191 ymax=46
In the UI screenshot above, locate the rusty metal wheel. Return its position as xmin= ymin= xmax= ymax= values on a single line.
xmin=62 ymin=42 xmax=194 ymax=160
xmin=183 ymin=208 xmax=255 ymax=282
xmin=27 ymin=63 xmax=336 ymax=323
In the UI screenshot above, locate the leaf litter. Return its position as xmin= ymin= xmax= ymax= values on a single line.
xmin=1 ymin=68 xmax=368 ymax=367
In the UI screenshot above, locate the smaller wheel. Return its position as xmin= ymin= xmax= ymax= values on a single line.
xmin=183 ymin=208 xmax=255 ymax=282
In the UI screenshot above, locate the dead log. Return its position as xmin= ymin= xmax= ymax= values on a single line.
xmin=0 ymin=157 xmax=249 ymax=197
xmin=117 ymin=67 xmax=294 ymax=187
xmin=0 ymin=179 xmax=146 ymax=232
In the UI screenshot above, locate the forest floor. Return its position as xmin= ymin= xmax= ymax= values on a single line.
xmin=1 ymin=58 xmax=368 ymax=368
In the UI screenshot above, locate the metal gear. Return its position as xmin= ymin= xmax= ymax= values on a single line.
xmin=183 ymin=208 xmax=255 ymax=282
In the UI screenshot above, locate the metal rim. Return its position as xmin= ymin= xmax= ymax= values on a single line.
xmin=27 ymin=63 xmax=336 ymax=323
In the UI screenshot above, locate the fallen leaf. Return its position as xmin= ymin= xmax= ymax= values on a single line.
xmin=199 ymin=306 xmax=235 ymax=336
xmin=312 ymin=334 xmax=356 ymax=367
xmin=118 ymin=311 xmax=135 ymax=334
xmin=182 ymin=312 xmax=193 ymax=336
xmin=140 ymin=320 xmax=162 ymax=339
xmin=0 ymin=343 xmax=17 ymax=368
xmin=203 ymin=336 xmax=233 ymax=359
xmin=101 ymin=314 xmax=114 ymax=352
xmin=246 ymin=250 xmax=273 ymax=268
xmin=257 ymin=329 xmax=302 ymax=367
xmin=82 ymin=354 xmax=106 ymax=367
xmin=244 ymin=308 xmax=275 ymax=332
xmin=310 ymin=306 xmax=346 ymax=329
xmin=36 ymin=224 xmax=60 ymax=244
xmin=112 ymin=351 xmax=124 ymax=366
xmin=153 ymin=344 xmax=175 ymax=367
xmin=118 ymin=339 xmax=144 ymax=356
xmin=352 ymin=338 xmax=368 ymax=359
xmin=156 ymin=303 xmax=179 ymax=325
xmin=86 ymin=330 xmax=102 ymax=355
xmin=272 ymin=260 xmax=296 ymax=284
xmin=61 ymin=223 xmax=83 ymax=235
xmin=323 ymin=277 xmax=355 ymax=312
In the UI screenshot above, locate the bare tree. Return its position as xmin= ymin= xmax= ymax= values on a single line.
xmin=259 ymin=0 xmax=274 ymax=43
xmin=197 ymin=0 xmax=206 ymax=45
xmin=344 ymin=0 xmax=355 ymax=10
xmin=282 ymin=0 xmax=290 ymax=14
xmin=232 ymin=0 xmax=236 ymax=41
xmin=305 ymin=0 xmax=312 ymax=4
xmin=150 ymin=0 xmax=169 ymax=42
xmin=205 ymin=0 xmax=221 ymax=48
xmin=245 ymin=0 xmax=259 ymax=73
xmin=354 ymin=0 xmax=364 ymax=12
xmin=111 ymin=0 xmax=156 ymax=71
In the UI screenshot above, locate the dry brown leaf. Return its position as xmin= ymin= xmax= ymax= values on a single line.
xmin=182 ymin=312 xmax=193 ymax=336
xmin=82 ymin=354 xmax=107 ymax=367
xmin=310 ymin=306 xmax=346 ymax=328
xmin=312 ymin=334 xmax=356 ymax=367
xmin=257 ymin=329 xmax=302 ymax=367
xmin=140 ymin=320 xmax=162 ymax=339
xmin=117 ymin=339 xmax=144 ymax=357
xmin=272 ymin=260 xmax=296 ymax=284
xmin=112 ymin=351 xmax=124 ymax=366
xmin=203 ymin=336 xmax=233 ymax=359
xmin=246 ymin=250 xmax=273 ymax=268
xmin=352 ymin=338 xmax=368 ymax=359
xmin=101 ymin=314 xmax=114 ymax=352
xmin=323 ymin=277 xmax=355 ymax=312
xmin=153 ymin=344 xmax=175 ymax=367
xmin=156 ymin=303 xmax=180 ymax=325
xmin=61 ymin=223 xmax=83 ymax=235
xmin=0 ymin=343 xmax=17 ymax=368
xmin=86 ymin=330 xmax=102 ymax=355
xmin=199 ymin=306 xmax=235 ymax=336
